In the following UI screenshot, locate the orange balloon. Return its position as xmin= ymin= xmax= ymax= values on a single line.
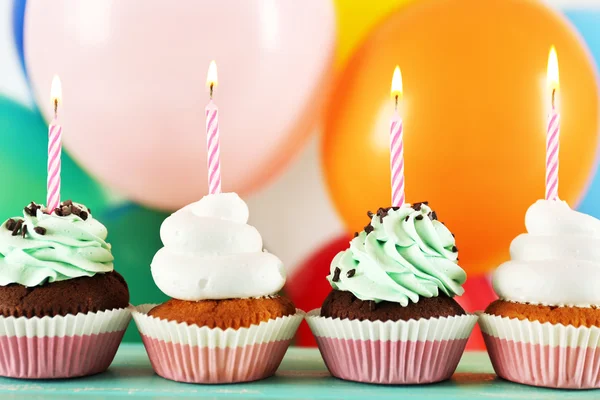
xmin=323 ymin=0 xmax=599 ymax=276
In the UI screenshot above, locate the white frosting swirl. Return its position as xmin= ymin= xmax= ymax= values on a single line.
xmin=493 ymin=200 xmax=600 ymax=307
xmin=151 ymin=193 xmax=286 ymax=300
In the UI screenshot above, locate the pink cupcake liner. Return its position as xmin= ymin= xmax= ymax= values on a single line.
xmin=306 ymin=309 xmax=478 ymax=385
xmin=132 ymin=304 xmax=304 ymax=384
xmin=480 ymin=312 xmax=600 ymax=389
xmin=0 ymin=308 xmax=131 ymax=379
xmin=141 ymin=336 xmax=291 ymax=383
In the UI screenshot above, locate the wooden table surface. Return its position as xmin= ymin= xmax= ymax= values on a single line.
xmin=0 ymin=345 xmax=597 ymax=399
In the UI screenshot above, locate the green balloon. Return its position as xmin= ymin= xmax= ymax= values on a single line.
xmin=0 ymin=96 xmax=109 ymax=213
xmin=99 ymin=204 xmax=170 ymax=342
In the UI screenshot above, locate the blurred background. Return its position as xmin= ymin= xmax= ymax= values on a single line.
xmin=0 ymin=0 xmax=599 ymax=349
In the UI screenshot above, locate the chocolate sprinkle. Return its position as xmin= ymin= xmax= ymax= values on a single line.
xmin=405 ymin=215 xmax=409 ymax=222
xmin=24 ymin=202 xmax=41 ymax=217
xmin=332 ymin=267 xmax=341 ymax=282
xmin=61 ymin=200 xmax=73 ymax=207
xmin=61 ymin=206 xmax=72 ymax=217
xmin=429 ymin=211 xmax=438 ymax=221
xmin=54 ymin=208 xmax=63 ymax=216
xmin=21 ymin=224 xmax=27 ymax=238
xmin=11 ymin=220 xmax=22 ymax=236
xmin=452 ymin=246 xmax=458 ymax=253
xmin=354 ymin=232 xmax=359 ymax=238
xmin=5 ymin=218 xmax=16 ymax=231
xmin=364 ymin=224 xmax=374 ymax=234
xmin=34 ymin=226 xmax=47 ymax=235
xmin=367 ymin=211 xmax=374 ymax=218
xmin=412 ymin=201 xmax=429 ymax=211
xmin=347 ymin=269 xmax=356 ymax=278
xmin=80 ymin=211 xmax=89 ymax=221
xmin=416 ymin=215 xmax=424 ymax=221
xmin=376 ymin=207 xmax=390 ymax=223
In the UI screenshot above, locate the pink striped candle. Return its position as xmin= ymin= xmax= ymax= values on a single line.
xmin=390 ymin=66 xmax=405 ymax=207
xmin=545 ymin=47 xmax=560 ymax=201
xmin=205 ymin=61 xmax=222 ymax=195
xmin=47 ymin=76 xmax=62 ymax=212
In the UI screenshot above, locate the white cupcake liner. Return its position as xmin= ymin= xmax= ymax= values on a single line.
xmin=479 ymin=312 xmax=600 ymax=389
xmin=0 ymin=307 xmax=131 ymax=379
xmin=131 ymin=304 xmax=304 ymax=383
xmin=306 ymin=309 xmax=478 ymax=384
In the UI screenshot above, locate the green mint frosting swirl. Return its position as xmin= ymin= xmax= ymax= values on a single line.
xmin=328 ymin=203 xmax=466 ymax=305
xmin=0 ymin=203 xmax=113 ymax=287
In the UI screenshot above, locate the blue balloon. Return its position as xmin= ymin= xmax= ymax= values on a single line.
xmin=12 ymin=0 xmax=27 ymax=78
xmin=566 ymin=10 xmax=600 ymax=216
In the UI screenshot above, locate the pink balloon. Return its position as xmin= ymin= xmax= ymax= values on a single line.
xmin=25 ymin=0 xmax=335 ymax=210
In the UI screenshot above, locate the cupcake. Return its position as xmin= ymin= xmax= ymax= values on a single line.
xmin=480 ymin=199 xmax=600 ymax=389
xmin=0 ymin=200 xmax=131 ymax=379
xmin=132 ymin=192 xmax=303 ymax=384
xmin=306 ymin=203 xmax=477 ymax=384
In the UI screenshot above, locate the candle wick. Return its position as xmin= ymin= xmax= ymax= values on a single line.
xmin=395 ymin=95 xmax=399 ymax=111
xmin=210 ymin=83 xmax=214 ymax=100
xmin=54 ymin=99 xmax=58 ymax=119
xmin=551 ymin=88 xmax=556 ymax=110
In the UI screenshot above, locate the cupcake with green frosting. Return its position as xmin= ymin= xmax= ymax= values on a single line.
xmin=306 ymin=202 xmax=478 ymax=385
xmin=0 ymin=200 xmax=131 ymax=379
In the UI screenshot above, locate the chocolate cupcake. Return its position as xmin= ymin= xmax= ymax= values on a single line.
xmin=480 ymin=200 xmax=600 ymax=389
xmin=132 ymin=192 xmax=303 ymax=384
xmin=306 ymin=203 xmax=477 ymax=384
xmin=0 ymin=201 xmax=131 ymax=379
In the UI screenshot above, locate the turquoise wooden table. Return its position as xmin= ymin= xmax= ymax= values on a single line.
xmin=0 ymin=345 xmax=597 ymax=399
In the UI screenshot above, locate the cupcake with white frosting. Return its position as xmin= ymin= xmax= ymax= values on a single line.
xmin=132 ymin=192 xmax=303 ymax=384
xmin=480 ymin=199 xmax=600 ymax=389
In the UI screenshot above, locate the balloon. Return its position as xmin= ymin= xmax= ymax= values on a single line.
xmin=333 ymin=0 xmax=414 ymax=67
xmin=287 ymin=235 xmax=349 ymax=347
xmin=0 ymin=95 xmax=109 ymax=214
xmin=323 ymin=0 xmax=599 ymax=276
xmin=456 ymin=275 xmax=496 ymax=351
xmin=25 ymin=0 xmax=336 ymax=211
xmin=565 ymin=9 xmax=600 ymax=217
xmin=98 ymin=203 xmax=170 ymax=342
xmin=11 ymin=0 xmax=27 ymax=78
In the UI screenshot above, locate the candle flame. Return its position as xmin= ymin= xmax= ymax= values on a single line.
xmin=206 ymin=60 xmax=218 ymax=88
xmin=391 ymin=66 xmax=403 ymax=99
xmin=547 ymin=46 xmax=559 ymax=91
xmin=50 ymin=75 xmax=62 ymax=105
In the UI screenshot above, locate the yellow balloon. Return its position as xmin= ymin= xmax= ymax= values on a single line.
xmin=333 ymin=0 xmax=415 ymax=67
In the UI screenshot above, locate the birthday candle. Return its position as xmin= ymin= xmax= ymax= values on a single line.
xmin=47 ymin=75 xmax=62 ymax=212
xmin=205 ymin=60 xmax=222 ymax=195
xmin=545 ymin=47 xmax=560 ymax=201
xmin=390 ymin=66 xmax=405 ymax=207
